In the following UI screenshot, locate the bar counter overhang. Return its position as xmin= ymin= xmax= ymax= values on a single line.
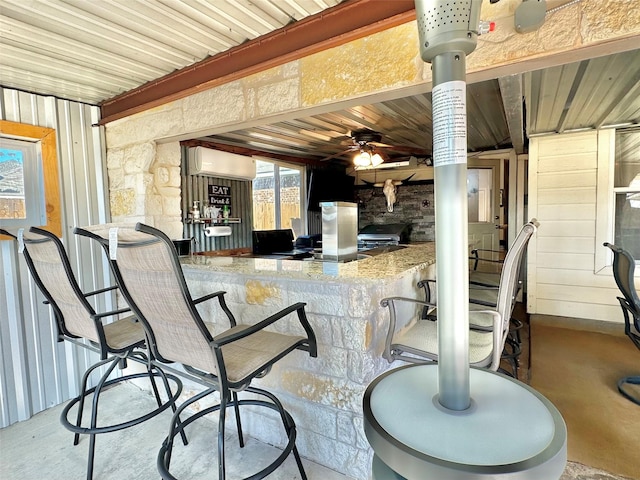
xmin=176 ymin=243 xmax=437 ymax=479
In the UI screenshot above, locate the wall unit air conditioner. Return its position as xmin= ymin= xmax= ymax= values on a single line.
xmin=188 ymin=146 xmax=256 ymax=180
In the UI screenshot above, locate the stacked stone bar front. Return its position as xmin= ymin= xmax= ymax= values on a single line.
xmin=179 ymin=244 xmax=435 ymax=479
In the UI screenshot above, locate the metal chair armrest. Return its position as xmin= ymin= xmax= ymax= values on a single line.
xmin=92 ymin=307 xmax=133 ymax=320
xmin=212 ymin=302 xmax=315 ymax=355
xmin=469 ymin=309 xmax=503 ymax=370
xmin=381 ymin=296 xmax=433 ymax=308
xmin=469 ymin=281 xmax=499 ymax=289
xmin=417 ymin=279 xmax=436 ymax=304
xmin=192 ymin=291 xmax=227 ymax=305
xmin=380 ymin=296 xmax=436 ymax=362
xmin=198 ymin=290 xmax=238 ymax=328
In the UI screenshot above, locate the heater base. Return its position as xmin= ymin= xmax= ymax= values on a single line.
xmin=364 ymin=364 xmax=567 ymax=479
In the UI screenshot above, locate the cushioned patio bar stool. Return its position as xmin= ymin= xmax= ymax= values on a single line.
xmin=381 ymin=220 xmax=538 ymax=374
xmin=0 ymin=227 xmax=184 ymax=480
xmin=75 ymin=222 xmax=317 ymax=480
xmin=415 ymin=220 xmax=538 ymax=378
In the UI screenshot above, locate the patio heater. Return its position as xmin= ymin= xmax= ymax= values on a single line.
xmin=363 ymin=1 xmax=567 ymax=478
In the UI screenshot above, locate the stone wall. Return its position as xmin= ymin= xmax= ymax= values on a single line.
xmin=180 ymin=260 xmax=434 ymax=479
xmin=357 ymin=183 xmax=435 ymax=242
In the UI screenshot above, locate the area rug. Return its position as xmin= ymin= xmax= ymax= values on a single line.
xmin=563 ymin=461 xmax=635 ymax=480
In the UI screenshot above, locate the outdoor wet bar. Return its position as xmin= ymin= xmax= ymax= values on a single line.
xmin=180 ymin=243 xmax=436 ymax=479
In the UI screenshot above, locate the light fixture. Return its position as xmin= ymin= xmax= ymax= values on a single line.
xmin=353 ymin=146 xmax=384 ymax=168
xmin=354 ymin=150 xmax=372 ymax=167
xmin=371 ymin=153 xmax=384 ymax=166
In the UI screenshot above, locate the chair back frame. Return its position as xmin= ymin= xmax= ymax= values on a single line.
xmin=0 ymin=227 xmax=122 ymax=358
xmin=75 ymin=225 xmax=226 ymax=371
xmin=494 ymin=220 xmax=538 ymax=328
xmin=75 ymin=222 xmax=317 ymax=394
xmin=604 ymin=242 xmax=640 ymax=349
xmin=381 ymin=219 xmax=538 ymax=371
xmin=75 ymin=224 xmax=231 ymax=362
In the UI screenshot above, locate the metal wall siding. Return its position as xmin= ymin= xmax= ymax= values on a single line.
xmin=0 ymin=87 xmax=109 ymax=427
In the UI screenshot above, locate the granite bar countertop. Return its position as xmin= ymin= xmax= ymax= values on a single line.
xmin=182 ymin=242 xmax=436 ymax=282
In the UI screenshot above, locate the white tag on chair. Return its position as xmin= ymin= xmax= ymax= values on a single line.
xmin=109 ymin=227 xmax=118 ymax=260
xmin=17 ymin=228 xmax=25 ymax=253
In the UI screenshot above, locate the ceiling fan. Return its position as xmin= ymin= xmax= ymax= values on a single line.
xmin=319 ymin=129 xmax=429 ymax=168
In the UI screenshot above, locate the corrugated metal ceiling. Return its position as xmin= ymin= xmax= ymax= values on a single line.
xmin=200 ymin=49 xmax=640 ymax=162
xmin=525 ymin=49 xmax=640 ymax=135
xmin=1 ymin=0 xmax=638 ymax=162
xmin=198 ymin=79 xmax=511 ymax=163
xmin=0 ymin=0 xmax=342 ymax=105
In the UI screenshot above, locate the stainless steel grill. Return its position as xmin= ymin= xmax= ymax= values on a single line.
xmin=357 ymin=224 xmax=410 ymax=249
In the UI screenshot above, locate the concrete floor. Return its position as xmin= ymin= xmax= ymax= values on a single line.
xmin=0 ymin=367 xmax=634 ymax=480
xmin=0 ymin=381 xmax=355 ymax=480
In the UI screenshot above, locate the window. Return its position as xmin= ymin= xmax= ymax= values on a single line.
xmin=595 ymin=128 xmax=640 ymax=271
xmin=467 ymin=168 xmax=493 ymax=222
xmin=0 ymin=120 xmax=61 ymax=238
xmin=613 ymin=129 xmax=640 ymax=259
xmin=0 ymin=138 xmax=45 ymax=225
xmin=252 ymin=159 xmax=305 ymax=237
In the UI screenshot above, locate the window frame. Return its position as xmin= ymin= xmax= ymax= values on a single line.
xmin=0 ymin=120 xmax=61 ymax=240
xmin=252 ymin=158 xmax=306 ymax=234
xmin=594 ymin=128 xmax=640 ymax=273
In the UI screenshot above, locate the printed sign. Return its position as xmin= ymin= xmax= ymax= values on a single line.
xmin=432 ymin=80 xmax=467 ymax=167
xmin=208 ymin=184 xmax=231 ymax=207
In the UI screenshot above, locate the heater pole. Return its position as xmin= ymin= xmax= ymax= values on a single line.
xmin=363 ymin=5 xmax=568 ymax=477
xmin=415 ymin=0 xmax=483 ymax=411
xmin=432 ymin=51 xmax=471 ymax=411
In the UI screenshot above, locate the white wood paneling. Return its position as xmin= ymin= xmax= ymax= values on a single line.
xmin=537 ymin=268 xmax=616 ymax=289
xmin=536 ymin=131 xmax=597 ymax=156
xmin=537 ymin=204 xmax=595 ymax=220
xmin=536 ymin=237 xmax=595 ymax=254
xmin=536 ymin=187 xmax=595 ymax=205
xmin=528 ymin=131 xmax=621 ymax=323
xmin=536 ymin=252 xmax=594 ymax=270
xmin=594 ymin=129 xmax=617 ymax=272
xmin=537 ymin=153 xmax=598 ymax=172
xmin=536 ymin=220 xmax=595 ymax=237
xmin=536 ymin=170 xmax=597 ymax=188
xmin=536 ymin=299 xmax=622 ymax=323
xmin=537 ymin=284 xmax=619 ymax=305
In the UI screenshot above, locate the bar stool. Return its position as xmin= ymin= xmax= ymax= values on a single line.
xmin=75 ymin=222 xmax=317 ymax=480
xmin=0 ymin=227 xmax=184 ymax=480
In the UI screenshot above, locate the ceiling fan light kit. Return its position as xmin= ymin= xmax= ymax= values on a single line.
xmin=354 ymin=150 xmax=384 ymax=167
xmin=354 ymin=151 xmax=372 ymax=167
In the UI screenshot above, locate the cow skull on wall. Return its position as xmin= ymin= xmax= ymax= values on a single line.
xmin=382 ymin=179 xmax=400 ymax=212
xmin=364 ymin=174 xmax=415 ymax=212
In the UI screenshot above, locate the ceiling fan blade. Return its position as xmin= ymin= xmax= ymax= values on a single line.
xmin=319 ymin=148 xmax=354 ymax=162
xmin=369 ymin=141 xmax=395 ymax=148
